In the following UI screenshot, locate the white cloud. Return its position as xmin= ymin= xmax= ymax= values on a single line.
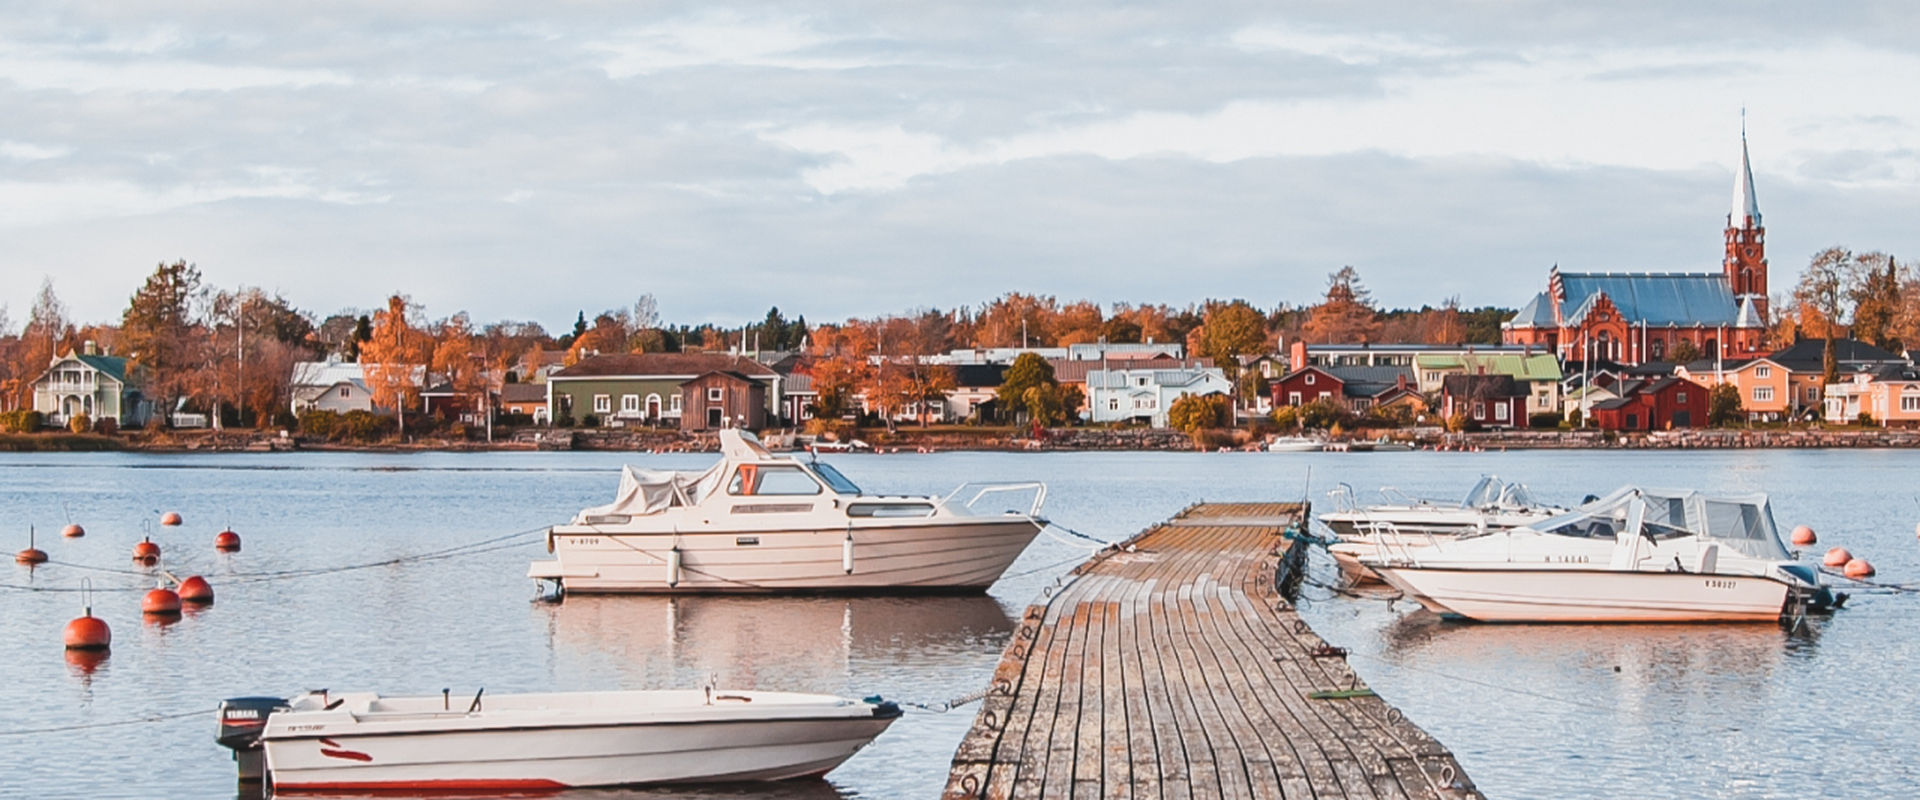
xmin=588 ymin=11 xmax=890 ymax=77
xmin=0 ymin=56 xmax=349 ymax=92
xmin=0 ymin=140 xmax=69 ymax=160
xmin=0 ymin=174 xmax=387 ymax=230
xmin=1230 ymin=24 xmax=1467 ymax=64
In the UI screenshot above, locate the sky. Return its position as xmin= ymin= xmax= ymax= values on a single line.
xmin=4 ymin=2 xmax=1920 ymax=331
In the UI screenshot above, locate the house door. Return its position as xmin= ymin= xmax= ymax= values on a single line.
xmin=1671 ymin=411 xmax=1690 ymax=428
xmin=646 ymin=395 xmax=661 ymax=419
xmin=708 ymin=407 xmax=724 ymax=428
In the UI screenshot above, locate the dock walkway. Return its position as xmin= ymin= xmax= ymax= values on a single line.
xmin=945 ymin=502 xmax=1479 ymax=799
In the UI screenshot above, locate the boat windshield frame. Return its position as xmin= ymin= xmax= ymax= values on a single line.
xmin=808 ymin=462 xmax=863 ymax=495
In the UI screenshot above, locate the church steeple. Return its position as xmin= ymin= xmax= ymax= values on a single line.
xmin=1725 ymin=130 xmax=1767 ymax=317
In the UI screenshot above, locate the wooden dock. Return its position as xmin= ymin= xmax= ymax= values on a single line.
xmin=945 ymin=502 xmax=1480 ymax=799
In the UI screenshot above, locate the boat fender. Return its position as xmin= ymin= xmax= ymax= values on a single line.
xmin=843 ymin=533 xmax=854 ymax=574
xmin=667 ymin=548 xmax=682 ymax=587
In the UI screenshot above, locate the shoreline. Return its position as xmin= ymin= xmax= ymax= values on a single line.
xmin=7 ymin=426 xmax=1920 ymax=453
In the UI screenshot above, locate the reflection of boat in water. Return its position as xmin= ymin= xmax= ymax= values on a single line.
xmin=531 ymin=430 xmax=1045 ymax=594
xmin=1362 ymin=486 xmax=1841 ymax=623
xmin=216 ymin=688 xmax=899 ymax=792
xmin=1322 ymin=477 xmax=1567 ymax=583
xmin=548 ymin=594 xmax=1017 ymax=685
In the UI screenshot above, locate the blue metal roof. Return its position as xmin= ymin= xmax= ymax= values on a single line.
xmin=1559 ymin=273 xmax=1739 ymax=327
xmin=1511 ymin=293 xmax=1556 ymax=327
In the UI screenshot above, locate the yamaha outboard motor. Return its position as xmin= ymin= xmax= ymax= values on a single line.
xmin=216 ymin=697 xmax=289 ymax=782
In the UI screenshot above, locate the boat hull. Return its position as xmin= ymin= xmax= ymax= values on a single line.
xmin=532 ymin=518 xmax=1043 ymax=593
xmin=1369 ymin=566 xmax=1792 ymax=623
xmin=265 ymin=711 xmax=895 ymax=791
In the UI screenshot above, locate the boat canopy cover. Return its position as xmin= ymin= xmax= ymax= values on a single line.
xmin=577 ymin=462 xmax=726 ymax=518
xmin=1527 ymin=486 xmax=1791 ymax=561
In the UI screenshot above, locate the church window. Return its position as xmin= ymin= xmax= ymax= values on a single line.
xmin=1651 ymin=340 xmax=1665 ymax=360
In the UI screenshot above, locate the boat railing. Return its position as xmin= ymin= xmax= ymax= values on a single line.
xmin=939 ymin=482 xmax=1047 ymax=518
xmin=1326 ymin=483 xmax=1358 ymax=513
xmin=1369 ymin=519 xmax=1445 ymax=567
xmin=1377 ymin=487 xmax=1429 ymax=506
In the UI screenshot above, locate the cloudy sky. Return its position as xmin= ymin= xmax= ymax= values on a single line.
xmin=4 ymin=2 xmax=1919 ymax=330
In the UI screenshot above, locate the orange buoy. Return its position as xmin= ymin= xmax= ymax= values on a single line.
xmin=63 ymin=611 xmax=111 ymax=650
xmin=1844 ymin=558 xmax=1877 ymax=579
xmin=214 ymin=530 xmax=241 ymax=552
xmin=62 ymin=523 xmax=84 ymax=538
xmin=16 ymin=547 xmax=47 ymax=564
xmin=132 ymin=537 xmax=161 ymax=565
xmin=1822 ymin=547 xmax=1853 ymax=567
xmin=1790 ymin=525 xmax=1816 ymax=546
xmin=161 ymin=512 xmax=183 ymax=527
xmin=142 ymin=586 xmax=182 ymax=615
xmin=178 ymin=576 xmax=214 ymax=604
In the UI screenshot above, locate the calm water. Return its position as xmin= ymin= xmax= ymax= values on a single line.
xmin=1 ymin=448 xmax=1916 ymax=798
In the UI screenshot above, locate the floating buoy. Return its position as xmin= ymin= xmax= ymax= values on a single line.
xmin=161 ymin=512 xmax=183 ymax=527
xmin=64 ymin=611 xmax=111 ymax=651
xmin=214 ymin=530 xmax=241 ymax=552
xmin=62 ymin=523 xmax=84 ymax=538
xmin=142 ymin=586 xmax=182 ymax=615
xmin=17 ymin=525 xmax=48 ymax=564
xmin=1822 ymin=547 xmax=1852 ymax=567
xmin=132 ymin=537 xmax=161 ymax=565
xmin=1790 ymin=525 xmax=1817 ymax=546
xmin=1844 ymin=558 xmax=1876 ymax=579
xmin=178 ymin=575 xmax=214 ymax=604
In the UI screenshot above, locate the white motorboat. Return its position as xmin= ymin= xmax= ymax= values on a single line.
xmin=529 ymin=429 xmax=1046 ymax=593
xmin=1360 ymin=486 xmax=1841 ymax=623
xmin=1267 ymin=434 xmax=1325 ymax=452
xmin=1321 ymin=477 xmax=1568 ymax=583
xmin=216 ymin=687 xmax=900 ymax=791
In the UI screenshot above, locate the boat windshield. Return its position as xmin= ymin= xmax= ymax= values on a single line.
xmin=1459 ymin=476 xmax=1503 ymax=509
xmin=1523 ymin=486 xmax=1791 ymax=560
xmin=1497 ymin=483 xmax=1539 ymax=509
xmin=810 ymin=462 xmax=863 ymax=495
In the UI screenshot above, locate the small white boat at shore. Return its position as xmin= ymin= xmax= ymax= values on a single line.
xmin=1267 ymin=434 xmax=1325 ymax=452
xmin=530 ymin=429 xmax=1046 ymax=594
xmin=1360 ymin=486 xmax=1840 ymax=623
xmin=216 ymin=687 xmax=901 ymax=792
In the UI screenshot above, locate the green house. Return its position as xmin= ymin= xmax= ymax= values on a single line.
xmin=31 ymin=345 xmax=151 ymax=428
xmin=547 ymin=353 xmax=782 ymax=431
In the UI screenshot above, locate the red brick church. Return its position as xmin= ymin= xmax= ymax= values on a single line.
xmin=1503 ymin=136 xmax=1770 ymax=364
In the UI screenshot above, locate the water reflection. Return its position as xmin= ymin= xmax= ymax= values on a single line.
xmin=545 ymin=595 xmax=1015 ymax=691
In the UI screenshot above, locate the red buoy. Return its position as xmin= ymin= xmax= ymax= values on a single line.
xmin=214 ymin=530 xmax=241 ymax=552
xmin=132 ymin=538 xmax=161 ymax=565
xmin=142 ymin=586 xmax=182 ymax=615
xmin=161 ymin=512 xmax=183 ymax=527
xmin=178 ymin=576 xmax=214 ymax=604
xmin=1790 ymin=525 xmax=1816 ymax=546
xmin=64 ymin=612 xmax=111 ymax=650
xmin=62 ymin=523 xmax=84 ymax=538
xmin=1844 ymin=558 xmax=1877 ymax=579
xmin=16 ymin=547 xmax=47 ymax=564
xmin=1822 ymin=547 xmax=1852 ymax=567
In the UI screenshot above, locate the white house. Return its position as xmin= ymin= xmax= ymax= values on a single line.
xmin=31 ymin=344 xmax=150 ymax=427
xmin=290 ymin=360 xmax=424 ymax=416
xmin=1084 ymin=367 xmax=1232 ymax=428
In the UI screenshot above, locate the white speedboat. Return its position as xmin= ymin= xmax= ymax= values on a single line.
xmin=1321 ymin=477 xmax=1567 ymax=583
xmin=216 ymin=687 xmax=900 ymax=791
xmin=1267 ymin=434 xmax=1325 ymax=452
xmin=1360 ymin=486 xmax=1840 ymax=623
xmin=529 ymin=429 xmax=1046 ymax=593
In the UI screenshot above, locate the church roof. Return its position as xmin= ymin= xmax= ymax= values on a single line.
xmin=1732 ymin=135 xmax=1761 ymax=229
xmin=1510 ymin=293 xmax=1556 ymax=328
xmin=1559 ymin=272 xmax=1741 ymax=327
xmin=1734 ymin=296 xmax=1763 ymax=328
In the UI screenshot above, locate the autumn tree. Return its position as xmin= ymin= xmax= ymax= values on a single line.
xmin=360 ymin=294 xmax=432 ymax=433
xmin=1052 ymin=301 xmax=1105 ymax=346
xmin=432 ymin=313 xmax=490 ymax=411
xmin=805 ymin=322 xmax=875 ymax=420
xmin=0 ymin=280 xmax=71 ymax=410
xmin=1190 ymin=300 xmax=1268 ymax=378
xmin=975 ymin=293 xmax=1058 ymax=347
xmin=997 ymin=352 xmax=1064 ymax=425
xmin=1708 ymin=383 xmax=1744 ymax=427
xmin=1795 ymin=247 xmax=1852 ymax=384
xmin=122 ymin=260 xmax=209 ymax=422
xmin=1106 ymin=303 xmax=1173 ymax=344
xmin=1168 ymin=393 xmax=1232 ymax=434
xmin=1850 ymin=252 xmax=1904 ymax=353
xmin=1423 ymin=297 xmax=1466 ymax=344
xmin=1302 ymin=266 xmax=1382 ymax=344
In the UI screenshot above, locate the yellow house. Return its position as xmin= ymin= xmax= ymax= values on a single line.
xmin=1823 ymin=368 xmax=1920 ymax=427
xmin=1675 ymin=357 xmax=1791 ymax=421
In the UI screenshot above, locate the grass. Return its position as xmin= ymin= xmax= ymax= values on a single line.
xmin=0 ymin=433 xmax=127 ymax=452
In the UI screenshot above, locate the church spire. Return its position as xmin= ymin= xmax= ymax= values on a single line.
xmin=1731 ymin=133 xmax=1761 ymax=230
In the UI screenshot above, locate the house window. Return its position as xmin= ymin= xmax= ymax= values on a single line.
xmin=1136 ymin=377 xmax=1148 ymax=387
xmin=1805 ymin=386 xmax=1818 ymax=401
xmin=1494 ymin=403 xmax=1509 ymax=421
xmin=1472 ymin=401 xmax=1485 ymax=419
xmin=339 ymin=387 xmax=350 ymax=398
xmin=1903 ymin=392 xmax=1920 ymax=412
xmin=1756 ymin=366 xmax=1771 ymax=379
xmin=1305 ymin=374 xmax=1316 ymax=385
xmin=1754 ymin=386 xmax=1774 ymax=403
xmin=621 ymin=394 xmax=640 ymax=414
xmin=669 ymin=395 xmax=683 ymax=413
xmin=1108 ymin=399 xmax=1119 ymax=411
xmin=708 ymin=387 xmax=724 ymax=402
xmin=1425 ymin=372 xmax=1441 ymax=383
xmin=1676 ymin=392 xmax=1687 ymax=403
xmin=1288 ymin=392 xmax=1301 ymax=406
xmin=593 ymin=394 xmax=611 ymax=414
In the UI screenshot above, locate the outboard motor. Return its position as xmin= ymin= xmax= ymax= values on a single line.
xmin=216 ymin=697 xmax=289 ymax=782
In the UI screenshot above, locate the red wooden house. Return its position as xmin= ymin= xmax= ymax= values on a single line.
xmin=1591 ymin=377 xmax=1708 ymax=431
xmin=1440 ymin=374 xmax=1528 ymax=429
xmin=1272 ymin=366 xmax=1344 ymax=408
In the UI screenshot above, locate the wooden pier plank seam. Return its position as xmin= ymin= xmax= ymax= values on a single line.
xmin=944 ymin=503 xmax=1482 ymax=800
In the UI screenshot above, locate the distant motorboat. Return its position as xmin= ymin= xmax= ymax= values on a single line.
xmin=216 ymin=687 xmax=900 ymax=792
xmin=1360 ymin=486 xmax=1841 ymax=623
xmin=530 ymin=429 xmax=1046 ymax=593
xmin=1266 ymin=435 xmax=1324 ymax=452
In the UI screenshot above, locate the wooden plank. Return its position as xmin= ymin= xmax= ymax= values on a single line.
xmin=947 ymin=502 xmax=1480 ymax=800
